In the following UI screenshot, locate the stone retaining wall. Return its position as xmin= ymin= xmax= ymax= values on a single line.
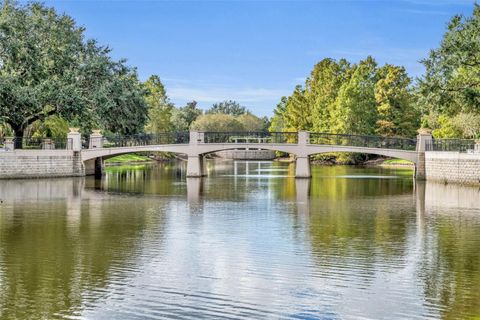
xmin=0 ymin=150 xmax=84 ymax=179
xmin=425 ymin=152 xmax=480 ymax=186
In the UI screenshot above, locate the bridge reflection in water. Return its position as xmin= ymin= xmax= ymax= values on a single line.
xmin=0 ymin=163 xmax=480 ymax=318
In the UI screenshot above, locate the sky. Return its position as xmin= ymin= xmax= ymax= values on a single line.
xmin=36 ymin=0 xmax=476 ymax=117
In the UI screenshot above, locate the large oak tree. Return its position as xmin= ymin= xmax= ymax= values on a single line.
xmin=0 ymin=1 xmax=147 ymax=147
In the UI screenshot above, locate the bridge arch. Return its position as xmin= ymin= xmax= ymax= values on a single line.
xmin=303 ymin=145 xmax=419 ymax=164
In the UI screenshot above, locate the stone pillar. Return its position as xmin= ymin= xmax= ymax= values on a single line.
xmin=67 ymin=128 xmax=82 ymax=152
xmin=89 ymin=130 xmax=103 ymax=149
xmin=298 ymin=131 xmax=310 ymax=145
xmin=415 ymin=129 xmax=432 ymax=180
xmin=4 ymin=137 xmax=15 ymax=151
xmin=416 ymin=128 xmax=433 ymax=152
xmin=475 ymin=140 xmax=480 ymax=154
xmin=190 ymin=131 xmax=204 ymax=144
xmin=187 ymin=177 xmax=202 ymax=204
xmin=94 ymin=157 xmax=104 ymax=178
xmin=42 ymin=138 xmax=55 ymax=150
xmin=295 ymin=156 xmax=311 ymax=178
xmin=187 ymin=155 xmax=205 ymax=177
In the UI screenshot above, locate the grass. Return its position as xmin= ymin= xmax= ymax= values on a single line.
xmin=105 ymin=154 xmax=152 ymax=163
xmin=382 ymin=159 xmax=413 ymax=165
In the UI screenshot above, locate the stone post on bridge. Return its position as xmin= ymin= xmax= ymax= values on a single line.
xmin=187 ymin=131 xmax=205 ymax=177
xmin=295 ymin=131 xmax=311 ymax=178
xmin=67 ymin=128 xmax=82 ymax=152
xmin=89 ymin=130 xmax=104 ymax=149
xmin=4 ymin=137 xmax=15 ymax=151
xmin=415 ymin=128 xmax=432 ymax=180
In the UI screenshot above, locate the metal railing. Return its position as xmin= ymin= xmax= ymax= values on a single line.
xmin=203 ymin=132 xmax=298 ymax=144
xmin=11 ymin=137 xmax=73 ymax=150
xmin=89 ymin=132 xmax=190 ymax=148
xmin=309 ymin=132 xmax=417 ymax=150
xmin=426 ymin=139 xmax=476 ymax=152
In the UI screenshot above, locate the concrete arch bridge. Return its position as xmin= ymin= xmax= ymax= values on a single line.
xmin=77 ymin=131 xmax=429 ymax=178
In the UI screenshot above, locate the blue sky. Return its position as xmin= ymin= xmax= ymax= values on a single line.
xmin=39 ymin=0 xmax=475 ymax=116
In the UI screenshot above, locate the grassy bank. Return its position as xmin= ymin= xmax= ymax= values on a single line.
xmin=105 ymin=154 xmax=153 ymax=164
xmin=381 ymin=159 xmax=414 ymax=166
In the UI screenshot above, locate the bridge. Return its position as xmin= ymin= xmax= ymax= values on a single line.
xmin=73 ymin=131 xmax=428 ymax=178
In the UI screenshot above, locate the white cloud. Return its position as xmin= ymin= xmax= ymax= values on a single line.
xmin=168 ymin=86 xmax=287 ymax=103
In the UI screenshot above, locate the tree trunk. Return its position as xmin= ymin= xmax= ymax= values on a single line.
xmin=10 ymin=124 xmax=24 ymax=149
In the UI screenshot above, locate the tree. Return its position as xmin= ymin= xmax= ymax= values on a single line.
xmin=417 ymin=4 xmax=480 ymax=118
xmin=144 ymin=75 xmax=174 ymax=134
xmin=332 ymin=57 xmax=378 ymax=135
xmin=206 ymin=100 xmax=247 ymax=116
xmin=237 ymin=113 xmax=265 ymax=132
xmin=269 ymin=97 xmax=288 ymax=132
xmin=284 ymin=85 xmax=312 ymax=131
xmin=190 ymin=114 xmax=245 ymax=132
xmin=374 ymin=65 xmax=418 ymax=137
xmin=306 ymin=58 xmax=352 ymax=133
xmin=171 ymin=101 xmax=202 ymax=131
xmin=0 ymin=1 xmax=147 ymax=146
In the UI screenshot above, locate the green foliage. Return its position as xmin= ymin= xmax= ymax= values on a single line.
xmin=284 ymin=85 xmax=312 ymax=131
xmin=190 ymin=113 xmax=245 ymax=132
xmin=105 ymin=154 xmax=152 ymax=163
xmin=0 ymin=122 xmax=13 ymax=137
xmin=0 ymin=1 xmax=147 ymax=141
xmin=307 ymin=58 xmax=351 ymax=132
xmin=237 ymin=113 xmax=266 ymax=132
xmin=417 ymin=4 xmax=480 ymax=137
xmin=432 ymin=115 xmax=463 ymax=138
xmin=332 ymin=57 xmax=378 ymax=135
xmin=26 ymin=115 xmax=69 ymax=139
xmin=144 ymin=75 xmax=174 ymax=134
xmin=375 ymin=65 xmax=419 ymax=137
xmin=171 ymin=101 xmax=202 ymax=131
xmin=274 ymin=56 xmax=418 ymax=140
xmin=269 ymin=97 xmax=287 ymax=132
xmin=206 ymin=100 xmax=247 ymax=116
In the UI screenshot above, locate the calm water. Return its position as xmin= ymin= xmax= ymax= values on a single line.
xmin=0 ymin=160 xmax=479 ymax=319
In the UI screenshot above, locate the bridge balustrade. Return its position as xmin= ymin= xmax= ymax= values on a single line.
xmin=3 ymin=137 xmax=73 ymax=150
xmin=308 ymin=133 xmax=417 ymax=150
xmin=88 ymin=132 xmax=190 ymax=148
xmin=202 ymin=132 xmax=298 ymax=144
xmin=426 ymin=139 xmax=476 ymax=152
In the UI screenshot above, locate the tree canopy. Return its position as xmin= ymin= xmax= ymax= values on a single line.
xmin=206 ymin=100 xmax=247 ymax=116
xmin=190 ymin=113 xmax=245 ymax=132
xmin=272 ymin=57 xmax=418 ymax=138
xmin=417 ymin=4 xmax=480 ymax=138
xmin=0 ymin=1 xmax=147 ymax=145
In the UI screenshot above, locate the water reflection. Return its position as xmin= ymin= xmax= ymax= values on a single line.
xmin=0 ymin=161 xmax=479 ymax=319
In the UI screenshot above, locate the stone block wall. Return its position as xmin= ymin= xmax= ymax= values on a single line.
xmin=425 ymin=152 xmax=480 ymax=186
xmin=0 ymin=150 xmax=84 ymax=179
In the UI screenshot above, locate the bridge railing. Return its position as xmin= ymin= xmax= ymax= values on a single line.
xmin=88 ymin=132 xmax=190 ymax=148
xmin=309 ymin=133 xmax=417 ymax=150
xmin=203 ymin=132 xmax=298 ymax=144
xmin=426 ymin=138 xmax=476 ymax=152
xmin=8 ymin=137 xmax=73 ymax=150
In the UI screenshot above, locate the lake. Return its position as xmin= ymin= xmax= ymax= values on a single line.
xmin=0 ymin=160 xmax=479 ymax=319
